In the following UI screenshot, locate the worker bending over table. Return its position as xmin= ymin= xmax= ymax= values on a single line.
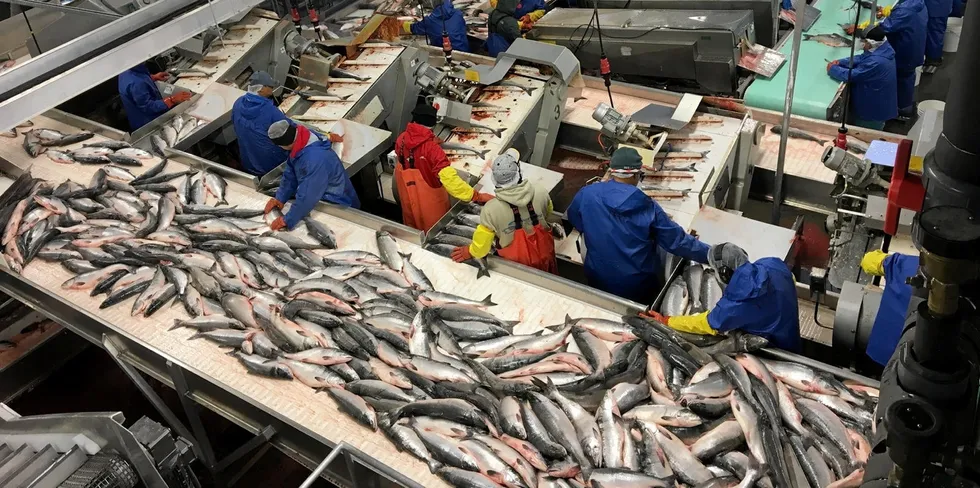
xmin=394 ymin=103 xmax=492 ymax=232
xmin=402 ymin=0 xmax=471 ymax=52
xmin=648 ymin=243 xmax=802 ymax=352
xmin=844 ymin=0 xmax=927 ymax=118
xmin=118 ymin=63 xmax=191 ymax=131
xmin=263 ymin=120 xmax=359 ymax=230
xmin=451 ymin=150 xmax=559 ymax=272
xmin=232 ymin=71 xmax=291 ymax=176
xmin=827 ymin=39 xmax=899 ymax=130
xmin=486 ymin=0 xmax=542 ymax=56
xmin=567 ymin=147 xmax=711 ymax=304
xmin=861 ymin=250 xmax=920 ymax=365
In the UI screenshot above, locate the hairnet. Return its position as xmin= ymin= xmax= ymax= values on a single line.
xmin=492 ymin=151 xmax=522 ymax=188
xmin=268 ymin=119 xmax=296 ymax=145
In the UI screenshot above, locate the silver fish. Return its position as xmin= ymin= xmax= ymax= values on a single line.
xmin=684 ymin=263 xmax=704 ymax=313
xmin=162 ymin=126 xmax=178 ymax=147
xmin=440 ymin=141 xmax=490 ymax=159
xmin=731 ymin=390 xmax=767 ymax=465
xmin=701 ymin=268 xmax=724 ymax=310
xmin=376 ymin=230 xmax=403 ymax=271
xmin=150 ymin=134 xmax=168 ymax=158
xmin=661 ymin=278 xmax=689 ymax=316
xmin=597 ymin=390 xmax=624 ymax=468
xmin=116 ymin=147 xmax=154 ymax=160
xmin=203 ymin=171 xmax=228 ymax=205
xmin=653 ymin=425 xmax=714 ymax=485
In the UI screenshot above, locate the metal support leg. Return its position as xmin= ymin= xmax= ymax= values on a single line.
xmin=217 ymin=425 xmax=277 ymax=472
xmin=167 ymin=361 xmax=222 ymax=486
xmin=300 ymin=442 xmax=348 ymax=488
xmin=226 ymin=443 xmax=272 ymax=487
xmin=103 ymin=335 xmax=202 ymax=458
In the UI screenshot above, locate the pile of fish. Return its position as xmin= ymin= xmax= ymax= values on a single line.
xmin=423 ymin=202 xmax=491 ymax=278
xmin=148 ymin=112 xmax=203 ymax=155
xmin=0 ymin=159 xmax=878 ymax=488
xmin=661 ymin=262 xmax=725 ymax=317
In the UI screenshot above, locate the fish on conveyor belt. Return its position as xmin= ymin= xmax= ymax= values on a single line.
xmin=802 ymin=33 xmax=853 ymax=48
xmin=0 ymin=162 xmax=879 ymax=488
xmin=440 ymin=141 xmax=490 ymax=159
xmin=661 ymin=277 xmax=690 ymax=316
xmin=770 ymin=124 xmax=831 ymax=144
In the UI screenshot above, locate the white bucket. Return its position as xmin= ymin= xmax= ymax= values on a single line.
xmin=945 ymin=17 xmax=963 ymax=52
xmin=918 ymin=99 xmax=946 ymax=117
xmin=915 ymin=65 xmax=922 ymax=86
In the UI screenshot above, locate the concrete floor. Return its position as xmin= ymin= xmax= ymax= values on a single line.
xmin=884 ymin=51 xmax=956 ymax=134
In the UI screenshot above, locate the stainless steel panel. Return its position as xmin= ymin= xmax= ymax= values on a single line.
xmin=27 ymin=445 xmax=89 ymax=488
xmin=2 ymin=444 xmax=58 ymax=487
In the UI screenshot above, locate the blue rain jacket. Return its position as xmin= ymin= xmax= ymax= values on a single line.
xmin=829 ymin=41 xmax=899 ymax=123
xmin=275 ymin=130 xmax=360 ymax=229
xmin=232 ymin=93 xmax=290 ymax=176
xmin=708 ymin=257 xmax=801 ymax=352
xmin=881 ymin=0 xmax=928 ymax=69
xmin=119 ymin=64 xmax=169 ymax=131
xmin=411 ymin=0 xmax=471 ymax=52
xmin=486 ymin=34 xmax=512 ymax=57
xmin=782 ymin=0 xmax=792 ymax=10
xmin=514 ymin=0 xmax=545 ymax=18
xmin=925 ymin=16 xmax=949 ymax=59
xmin=567 ymin=180 xmax=710 ymax=303
xmin=866 ymin=254 xmax=919 ymax=365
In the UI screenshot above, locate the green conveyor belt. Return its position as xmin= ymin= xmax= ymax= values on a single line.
xmin=743 ymin=0 xmax=895 ymax=119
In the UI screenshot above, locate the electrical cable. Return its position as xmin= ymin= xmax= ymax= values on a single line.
xmin=837 ymin=0 xmax=863 ymax=148
xmin=591 ymin=2 xmax=614 ymax=108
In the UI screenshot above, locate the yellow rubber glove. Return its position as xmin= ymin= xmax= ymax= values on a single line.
xmin=438 ymin=167 xmax=476 ymax=202
xmin=667 ymin=312 xmax=717 ymax=335
xmin=527 ymin=9 xmax=546 ymax=22
xmin=858 ymin=19 xmax=871 ymax=30
xmin=489 ymin=0 xmax=498 ymax=7
xmin=861 ymin=250 xmax=888 ymax=276
xmin=402 ymin=20 xmax=414 ymax=33
xmin=880 ymin=5 xmax=892 ymax=17
xmin=469 ymin=224 xmax=495 ymax=259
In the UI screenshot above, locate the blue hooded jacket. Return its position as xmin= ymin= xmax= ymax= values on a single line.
xmin=567 ymin=180 xmax=710 ymax=303
xmin=118 ymin=64 xmax=169 ymax=130
xmin=708 ymin=257 xmax=801 ymax=352
xmin=881 ymin=0 xmax=928 ymax=70
xmin=275 ymin=129 xmax=360 ymax=229
xmin=866 ymin=253 xmax=919 ymax=365
xmin=411 ymin=0 xmax=471 ymax=52
xmin=829 ymin=41 xmax=899 ymax=123
xmin=232 ymin=92 xmax=290 ymax=176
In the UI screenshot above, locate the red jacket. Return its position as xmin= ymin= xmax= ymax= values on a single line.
xmin=394 ymin=123 xmax=450 ymax=189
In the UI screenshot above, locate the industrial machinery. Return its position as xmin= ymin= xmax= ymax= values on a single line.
xmin=532 ymin=8 xmax=756 ymax=94
xmin=580 ymin=0 xmax=779 ymax=47
xmin=0 ymin=407 xmax=198 ymax=488
xmin=859 ymin=7 xmax=980 ymax=488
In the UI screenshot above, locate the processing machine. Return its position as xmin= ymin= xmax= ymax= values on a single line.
xmin=857 ymin=5 xmax=980 ymax=487
xmin=532 ymin=8 xmax=756 ymax=94
xmin=579 ymin=0 xmax=780 ymax=47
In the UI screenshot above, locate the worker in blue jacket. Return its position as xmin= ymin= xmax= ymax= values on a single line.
xmin=486 ymin=0 xmax=532 ymax=57
xmin=861 ymin=250 xmax=919 ymax=365
xmin=262 ymin=120 xmax=359 ymax=230
xmin=567 ymin=147 xmax=711 ymax=303
xmin=923 ymin=0 xmax=953 ymax=71
xmin=844 ymin=0 xmax=927 ymax=117
xmin=232 ymin=71 xmax=291 ymax=176
xmin=402 ymin=0 xmax=470 ymax=52
xmin=827 ymin=39 xmax=899 ymax=130
xmin=513 ymin=0 xmax=547 ymax=21
xmin=648 ymin=244 xmax=802 ymax=352
xmin=118 ymin=63 xmax=191 ymax=130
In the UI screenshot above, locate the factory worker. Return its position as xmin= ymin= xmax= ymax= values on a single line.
xmin=118 ymin=63 xmax=191 ymax=131
xmin=394 ymin=103 xmax=493 ymax=232
xmin=231 ymin=71 xmax=291 ymax=176
xmin=922 ymin=0 xmax=953 ymax=71
xmin=486 ymin=0 xmax=529 ymax=57
xmin=826 ymin=39 xmax=898 ymax=130
xmin=451 ymin=149 xmax=559 ymax=272
xmin=843 ymin=0 xmax=927 ymax=118
xmin=263 ymin=120 xmax=359 ymax=231
xmin=566 ymin=147 xmax=711 ymax=303
xmin=647 ymin=244 xmax=802 ymax=352
xmin=402 ymin=0 xmax=471 ymax=52
xmin=861 ymin=250 xmax=919 ymax=365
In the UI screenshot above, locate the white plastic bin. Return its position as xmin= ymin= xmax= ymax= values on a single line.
xmin=918 ymin=99 xmax=946 ymax=118
xmin=946 ymin=17 xmax=963 ymax=53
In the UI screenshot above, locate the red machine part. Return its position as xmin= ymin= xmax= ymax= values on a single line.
xmin=884 ymin=138 xmax=923 ymax=236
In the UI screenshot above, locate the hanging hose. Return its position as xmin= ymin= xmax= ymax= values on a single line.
xmin=591 ymin=3 xmax=614 ymax=108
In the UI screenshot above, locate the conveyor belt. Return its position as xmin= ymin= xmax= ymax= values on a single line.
xmin=0 ymin=114 xmax=627 ymax=488
xmin=743 ymin=0 xmax=893 ymax=119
